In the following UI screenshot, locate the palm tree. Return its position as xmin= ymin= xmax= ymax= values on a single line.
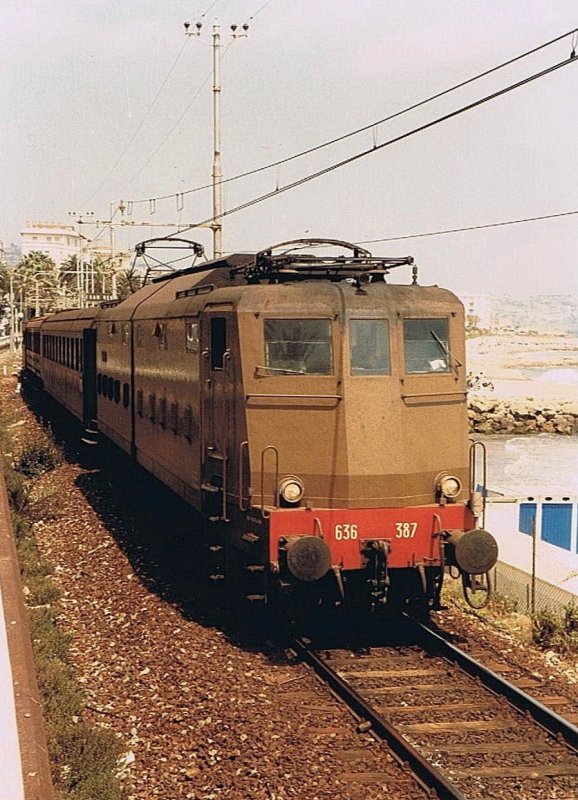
xmin=16 ymin=251 xmax=60 ymax=316
xmin=116 ymin=266 xmax=142 ymax=299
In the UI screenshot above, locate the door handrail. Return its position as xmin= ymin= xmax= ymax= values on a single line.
xmin=238 ymin=440 xmax=249 ymax=512
xmin=221 ymin=349 xmax=231 ymax=521
xmin=260 ymin=445 xmax=279 ymax=519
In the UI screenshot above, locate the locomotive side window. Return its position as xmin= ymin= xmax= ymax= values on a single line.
xmin=350 ymin=319 xmax=390 ymax=375
xmin=210 ymin=317 xmax=227 ymax=370
xmin=154 ymin=322 xmax=168 ymax=350
xmin=264 ymin=319 xmax=333 ymax=375
xmin=403 ymin=318 xmax=450 ymax=374
xmin=185 ymin=321 xmax=200 ymax=353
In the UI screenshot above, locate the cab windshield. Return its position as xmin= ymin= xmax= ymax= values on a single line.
xmin=350 ymin=319 xmax=391 ymax=375
xmin=403 ymin=318 xmax=450 ymax=373
xmin=264 ymin=319 xmax=333 ymax=374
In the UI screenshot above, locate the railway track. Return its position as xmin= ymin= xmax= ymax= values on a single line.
xmin=292 ymin=616 xmax=578 ymax=800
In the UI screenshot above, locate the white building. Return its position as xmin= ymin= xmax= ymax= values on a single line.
xmin=485 ymin=491 xmax=578 ymax=611
xmin=20 ymin=222 xmax=83 ymax=266
xmin=457 ymin=292 xmax=493 ymax=331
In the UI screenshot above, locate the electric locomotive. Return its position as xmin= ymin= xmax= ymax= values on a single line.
xmin=23 ymin=238 xmax=498 ymax=613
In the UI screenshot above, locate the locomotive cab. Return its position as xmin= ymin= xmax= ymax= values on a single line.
xmin=230 ymin=241 xmax=497 ymax=612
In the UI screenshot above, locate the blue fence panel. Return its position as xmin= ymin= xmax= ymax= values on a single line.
xmin=541 ymin=504 xmax=572 ymax=551
xmin=519 ymin=503 xmax=536 ymax=536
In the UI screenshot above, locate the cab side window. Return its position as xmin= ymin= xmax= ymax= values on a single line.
xmin=403 ymin=318 xmax=450 ymax=374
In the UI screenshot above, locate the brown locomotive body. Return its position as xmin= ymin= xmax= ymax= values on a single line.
xmin=23 ymin=240 xmax=497 ymax=612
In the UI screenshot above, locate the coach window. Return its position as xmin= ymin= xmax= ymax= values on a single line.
xmin=170 ymin=402 xmax=179 ymax=434
xmin=264 ymin=319 xmax=333 ymax=375
xmin=185 ymin=321 xmax=200 ymax=353
xmin=97 ymin=374 xmax=103 ymax=395
xmin=122 ymin=383 xmax=130 ymax=408
xmin=149 ymin=393 xmax=156 ymax=423
xmin=136 ymin=389 xmax=144 ymax=417
xmin=114 ymin=380 xmax=121 ymax=404
xmin=184 ymin=404 xmax=193 ymax=442
xmin=350 ymin=319 xmax=390 ymax=375
xmin=136 ymin=324 xmax=144 ymax=348
xmin=403 ymin=318 xmax=450 ymax=374
xmin=121 ymin=323 xmax=129 ymax=346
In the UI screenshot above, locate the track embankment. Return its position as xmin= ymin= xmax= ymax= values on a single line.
xmin=0 ymin=458 xmax=55 ymax=800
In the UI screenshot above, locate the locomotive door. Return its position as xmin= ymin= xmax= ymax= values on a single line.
xmin=201 ymin=310 xmax=235 ymax=520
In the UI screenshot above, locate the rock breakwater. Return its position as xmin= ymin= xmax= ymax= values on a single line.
xmin=468 ymin=396 xmax=578 ymax=435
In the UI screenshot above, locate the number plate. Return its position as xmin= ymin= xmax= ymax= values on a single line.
xmin=334 ymin=523 xmax=358 ymax=541
xmin=395 ymin=522 xmax=418 ymax=539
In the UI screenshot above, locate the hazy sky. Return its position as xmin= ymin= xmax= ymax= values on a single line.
xmin=2 ymin=0 xmax=577 ymax=296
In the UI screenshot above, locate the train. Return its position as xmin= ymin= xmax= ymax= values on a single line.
xmin=23 ymin=238 xmax=498 ymax=615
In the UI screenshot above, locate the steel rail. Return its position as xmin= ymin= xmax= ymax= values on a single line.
xmin=292 ymin=636 xmax=468 ymax=800
xmin=407 ymin=615 xmax=578 ymax=751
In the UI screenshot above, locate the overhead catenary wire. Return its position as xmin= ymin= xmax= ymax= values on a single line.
xmin=82 ymin=39 xmax=194 ymax=207
xmin=123 ymin=27 xmax=577 ymax=207
xmin=125 ymin=40 xmax=235 ymax=192
xmin=82 ymin=1 xmax=221 ymax=208
xmin=164 ymin=51 xmax=578 ymax=239
xmin=243 ymin=0 xmax=276 ymax=24
xmin=357 ymin=209 xmax=578 ymax=244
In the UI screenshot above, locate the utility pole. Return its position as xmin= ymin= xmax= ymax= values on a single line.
xmin=184 ymin=19 xmax=249 ymax=259
xmin=211 ymin=22 xmax=223 ymax=258
xmin=9 ymin=271 xmax=15 ymax=352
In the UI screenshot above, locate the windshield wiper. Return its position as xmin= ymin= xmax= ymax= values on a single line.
xmin=429 ymin=331 xmax=462 ymax=372
xmin=255 ymin=365 xmax=306 ymax=376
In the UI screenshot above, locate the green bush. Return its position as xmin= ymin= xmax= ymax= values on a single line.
xmin=564 ymin=603 xmax=578 ymax=634
xmin=16 ymin=439 xmax=61 ymax=478
xmin=5 ymin=468 xmax=30 ymax=513
xmin=51 ymin=723 xmax=124 ymax=798
xmin=532 ymin=608 xmax=561 ymax=648
xmin=29 ymin=606 xmax=71 ymax=662
xmin=36 ymin=658 xmax=83 ymax=721
xmin=24 ymin=574 xmax=60 ymax=607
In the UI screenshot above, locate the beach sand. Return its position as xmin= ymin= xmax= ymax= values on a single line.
xmin=466 ymin=333 xmax=578 ymax=412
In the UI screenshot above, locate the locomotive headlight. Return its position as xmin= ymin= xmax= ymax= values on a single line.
xmin=279 ymin=476 xmax=305 ymax=505
xmin=437 ymin=473 xmax=462 ymax=500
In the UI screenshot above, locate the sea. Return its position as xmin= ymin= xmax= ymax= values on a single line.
xmin=480 ymin=434 xmax=578 ymax=497
xmin=519 ymin=367 xmax=578 ymax=384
